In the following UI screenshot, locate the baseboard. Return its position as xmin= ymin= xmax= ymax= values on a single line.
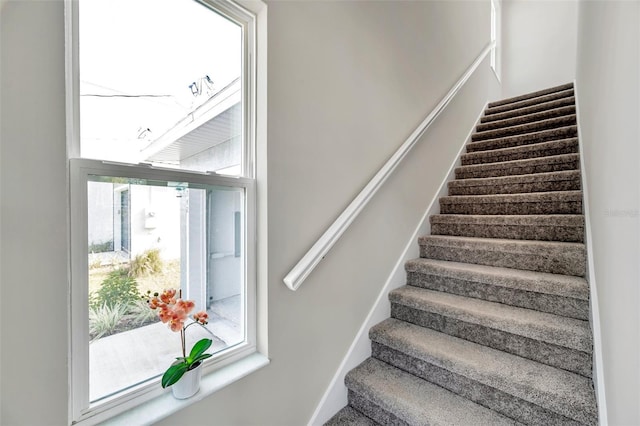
xmin=307 ymin=104 xmax=487 ymax=426
xmin=573 ymin=80 xmax=609 ymax=425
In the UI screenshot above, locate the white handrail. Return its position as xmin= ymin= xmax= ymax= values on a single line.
xmin=283 ymin=41 xmax=496 ymax=291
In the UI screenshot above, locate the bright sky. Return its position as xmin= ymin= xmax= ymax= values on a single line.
xmin=79 ymin=0 xmax=241 ymax=161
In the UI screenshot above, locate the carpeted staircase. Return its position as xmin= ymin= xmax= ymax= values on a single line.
xmin=325 ymin=83 xmax=598 ymax=425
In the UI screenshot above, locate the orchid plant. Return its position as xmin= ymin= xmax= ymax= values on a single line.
xmin=147 ymin=289 xmax=213 ymax=388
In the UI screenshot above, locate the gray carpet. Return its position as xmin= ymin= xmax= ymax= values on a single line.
xmin=325 ymin=83 xmax=597 ymax=425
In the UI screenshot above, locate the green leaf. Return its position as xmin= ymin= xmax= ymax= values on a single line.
xmin=161 ymin=363 xmax=189 ymax=388
xmin=187 ymin=338 xmax=212 ymax=363
xmin=191 ymin=353 xmax=213 ymax=365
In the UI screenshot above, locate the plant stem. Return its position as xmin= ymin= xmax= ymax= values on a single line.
xmin=181 ymin=326 xmax=186 ymax=359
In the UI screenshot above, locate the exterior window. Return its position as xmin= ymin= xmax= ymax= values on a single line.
xmin=490 ymin=0 xmax=501 ymax=80
xmin=68 ymin=0 xmax=259 ymax=423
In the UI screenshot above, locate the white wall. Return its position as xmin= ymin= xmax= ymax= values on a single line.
xmin=0 ymin=1 xmax=493 ymax=425
xmin=0 ymin=1 xmax=69 ymax=424
xmin=576 ymin=1 xmax=640 ymax=424
xmin=501 ymin=0 xmax=578 ymax=98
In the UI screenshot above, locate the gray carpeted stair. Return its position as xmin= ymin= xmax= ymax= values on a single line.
xmin=370 ymin=319 xmax=597 ymax=425
xmin=466 ymin=126 xmax=578 ymax=152
xmin=461 ymin=137 xmax=579 ymax=166
xmin=405 ymin=258 xmax=589 ymax=319
xmin=447 ymin=170 xmax=581 ymax=195
xmin=343 ymin=358 xmax=519 ymax=426
xmin=325 ymin=83 xmax=597 ymax=425
xmin=418 ymin=235 xmax=585 ymax=276
xmin=430 ymin=214 xmax=584 ymax=242
xmin=475 ymin=105 xmax=576 ymax=133
xmin=481 ymin=95 xmax=576 ymax=123
xmin=455 ymin=153 xmax=580 ymax=179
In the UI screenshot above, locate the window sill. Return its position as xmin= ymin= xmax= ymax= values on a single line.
xmin=99 ymin=353 xmax=269 ymax=426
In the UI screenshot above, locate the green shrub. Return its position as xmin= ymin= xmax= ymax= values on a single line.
xmin=129 ymin=249 xmax=163 ymax=278
xmin=93 ymin=268 xmax=140 ymax=308
xmin=89 ymin=302 xmax=129 ymax=341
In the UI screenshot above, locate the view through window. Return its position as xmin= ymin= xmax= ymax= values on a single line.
xmin=77 ymin=0 xmax=248 ymax=406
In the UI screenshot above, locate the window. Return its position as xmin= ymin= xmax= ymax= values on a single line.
xmin=490 ymin=0 xmax=501 ymax=81
xmin=67 ymin=0 xmax=265 ymax=423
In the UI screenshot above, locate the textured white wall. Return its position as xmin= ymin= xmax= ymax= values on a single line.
xmin=0 ymin=1 xmax=493 ymax=425
xmin=576 ymin=1 xmax=640 ymax=424
xmin=501 ymin=0 xmax=578 ymax=98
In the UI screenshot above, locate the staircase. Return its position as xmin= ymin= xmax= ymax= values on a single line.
xmin=325 ymin=83 xmax=598 ymax=425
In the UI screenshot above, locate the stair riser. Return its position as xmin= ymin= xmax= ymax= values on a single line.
xmin=372 ymin=343 xmax=587 ymax=426
xmin=448 ymin=178 xmax=581 ymax=196
xmin=486 ymin=89 xmax=574 ymax=115
xmin=440 ymin=200 xmax=582 ymax=216
xmin=406 ymin=271 xmax=589 ymax=320
xmin=347 ymin=390 xmax=409 ymax=426
xmin=455 ymin=158 xmax=580 ymax=179
xmin=467 ymin=128 xmax=578 ymax=154
xmin=477 ymin=106 xmax=576 ymax=132
xmin=482 ymin=96 xmax=576 ymax=124
xmin=472 ymin=116 xmax=577 ymax=142
xmin=390 ymin=304 xmax=592 ymax=378
xmin=419 ymin=243 xmax=586 ymax=276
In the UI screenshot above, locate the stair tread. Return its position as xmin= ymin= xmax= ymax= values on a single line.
xmin=430 ymin=213 xmax=584 ymax=226
xmin=477 ymin=105 xmax=576 ymax=132
xmin=486 ymin=88 xmax=574 ymax=114
xmin=456 ymin=153 xmax=580 ymax=177
xmin=370 ymin=318 xmax=597 ymax=424
xmin=467 ymin=126 xmax=578 ymax=152
xmin=405 ymin=257 xmax=589 ymax=300
xmin=472 ymin=115 xmax=577 ymax=142
xmin=419 ymin=234 xmax=585 ymax=257
xmin=440 ymin=190 xmax=583 ymax=204
xmin=487 ymin=83 xmax=574 ymax=108
xmin=389 ymin=286 xmax=592 ymax=352
xmin=346 ymin=358 xmax=518 ymax=426
xmin=449 ymin=169 xmax=580 ymax=188
xmin=461 ymin=138 xmax=579 ymax=166
xmin=482 ymin=96 xmax=576 ymax=123
xmin=324 ymin=406 xmax=379 ymax=426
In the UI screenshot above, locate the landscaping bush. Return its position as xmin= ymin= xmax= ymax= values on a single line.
xmin=129 ymin=248 xmax=163 ymax=278
xmin=93 ymin=268 xmax=141 ymax=309
xmin=89 ymin=302 xmax=129 ymax=341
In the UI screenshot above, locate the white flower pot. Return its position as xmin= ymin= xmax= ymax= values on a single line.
xmin=171 ymin=364 xmax=202 ymax=399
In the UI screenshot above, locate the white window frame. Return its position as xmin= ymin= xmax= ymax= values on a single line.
xmin=490 ymin=0 xmax=502 ymax=82
xmin=65 ymin=1 xmax=267 ymax=424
